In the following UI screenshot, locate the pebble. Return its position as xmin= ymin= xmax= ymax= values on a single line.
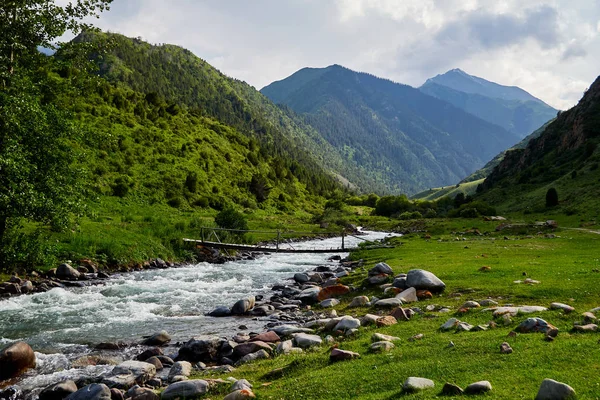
xmin=461 ymin=301 xmax=480 ymax=309
xmin=440 ymin=318 xmax=460 ymax=331
xmin=500 ymin=342 xmax=513 ymax=354
xmin=329 ymin=348 xmax=360 ymax=362
xmin=369 ymin=341 xmax=395 ymax=352
xmin=372 ymin=333 xmax=401 ymax=342
xmin=348 ymin=296 xmax=370 ymax=308
xmin=408 ymin=333 xmax=424 ymax=342
xmin=550 ymin=302 xmax=575 ymax=313
xmin=441 ymin=383 xmax=464 ymax=395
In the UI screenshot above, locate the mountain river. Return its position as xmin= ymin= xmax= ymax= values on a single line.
xmin=0 ymin=230 xmax=395 ymax=397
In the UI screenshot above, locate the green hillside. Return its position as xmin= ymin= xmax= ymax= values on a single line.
xmin=478 ymin=75 xmax=600 ymax=217
xmin=461 ymin=119 xmax=554 ymax=183
xmin=410 ymin=179 xmax=484 ymax=201
xmin=262 ymin=65 xmax=520 ymax=195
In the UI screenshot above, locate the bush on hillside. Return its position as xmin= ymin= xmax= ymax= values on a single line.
xmin=545 ymin=188 xmax=559 ymax=207
xmin=214 ymin=206 xmax=249 ymax=232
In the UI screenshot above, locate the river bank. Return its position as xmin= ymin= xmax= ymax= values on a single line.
xmin=0 ymin=230 xmax=395 ymax=398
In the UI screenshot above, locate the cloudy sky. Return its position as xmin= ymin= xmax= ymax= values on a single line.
xmin=84 ymin=0 xmax=599 ymax=109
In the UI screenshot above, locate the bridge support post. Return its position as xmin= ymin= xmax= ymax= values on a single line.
xmin=277 ymin=230 xmax=280 ymax=252
xmin=201 ymin=227 xmax=204 ymax=243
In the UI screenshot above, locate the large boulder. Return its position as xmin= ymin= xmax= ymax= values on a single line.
xmin=39 ymin=381 xmax=78 ymax=400
xmin=348 ymin=296 xmax=369 ymax=308
xmin=231 ymin=296 xmax=255 ymax=315
xmin=176 ymin=338 xmax=222 ymax=363
xmin=535 ymin=379 xmax=576 ymax=400
xmin=403 ymin=377 xmax=435 ymax=392
xmin=406 ymin=269 xmax=445 ymax=293
xmin=0 ymin=341 xmax=36 ymax=380
xmin=56 ymin=263 xmax=81 ymax=280
xmin=161 ymin=380 xmax=209 ymax=400
xmin=207 ymin=306 xmax=231 ymax=317
xmin=333 ymin=316 xmax=361 ymax=332
xmin=330 ymin=348 xmax=360 ymax=362
xmin=65 ymin=384 xmax=111 ymax=400
xmin=141 ymin=331 xmax=171 ymax=346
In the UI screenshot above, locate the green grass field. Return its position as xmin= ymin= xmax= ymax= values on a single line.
xmin=410 ymin=179 xmax=484 ymax=201
xmin=190 ymin=222 xmax=600 ymax=399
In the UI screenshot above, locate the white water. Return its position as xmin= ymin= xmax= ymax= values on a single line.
xmin=0 ymin=230 xmax=393 ymax=394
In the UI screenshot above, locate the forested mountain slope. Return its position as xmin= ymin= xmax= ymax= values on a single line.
xmin=262 ymin=65 xmax=520 ymax=194
xmin=479 ymin=75 xmax=600 ymax=214
xmin=420 ymin=69 xmax=558 ymax=139
xmin=78 ymin=32 xmax=347 ymax=199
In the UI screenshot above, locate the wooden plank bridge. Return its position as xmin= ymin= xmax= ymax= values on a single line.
xmin=184 ymin=227 xmax=390 ymax=254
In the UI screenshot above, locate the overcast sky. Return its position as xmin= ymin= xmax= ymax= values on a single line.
xmin=83 ymin=0 xmax=599 ymax=109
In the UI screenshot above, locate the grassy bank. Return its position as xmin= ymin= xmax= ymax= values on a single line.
xmin=189 ymin=220 xmax=600 ymax=399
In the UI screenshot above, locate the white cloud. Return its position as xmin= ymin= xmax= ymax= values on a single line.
xmin=86 ymin=0 xmax=599 ymax=110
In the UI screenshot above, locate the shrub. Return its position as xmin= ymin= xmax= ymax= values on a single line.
xmin=215 ymin=206 xmax=249 ymax=231
xmin=399 ymin=211 xmax=422 ymax=220
xmin=545 ymin=188 xmax=559 ymax=207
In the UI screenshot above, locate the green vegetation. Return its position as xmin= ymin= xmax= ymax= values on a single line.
xmin=410 ymin=179 xmax=484 ymax=201
xmin=478 ymin=75 xmax=600 ymax=219
xmin=262 ymin=65 xmax=520 ymax=195
xmin=191 ymin=223 xmax=600 ymax=399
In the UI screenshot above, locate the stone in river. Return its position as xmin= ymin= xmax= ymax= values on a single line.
xmin=535 ymin=378 xmax=576 ymax=400
xmin=136 ymin=347 xmax=162 ymax=361
xmin=144 ymin=357 xmax=163 ymax=371
xmin=294 ymin=273 xmax=310 ymax=284
xmin=65 ymin=384 xmax=111 ymax=400
xmin=176 ymin=338 xmax=222 ymax=363
xmin=403 ymin=377 xmax=435 ymax=392
xmin=161 ymin=380 xmax=209 ymax=400
xmin=465 ymin=381 xmax=492 ymax=394
xmin=39 ymin=380 xmax=78 ymax=400
xmin=141 ymin=330 xmax=171 ymax=346
xmin=405 ymin=269 xmax=445 ymax=293
xmin=231 ymin=296 xmax=255 ymax=315
xmin=0 ymin=341 xmax=36 ymax=380
xmin=56 ymin=263 xmax=81 ymax=280
xmin=208 ymin=306 xmax=232 ymax=317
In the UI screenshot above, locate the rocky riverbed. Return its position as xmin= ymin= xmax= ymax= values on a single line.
xmin=0 ymin=231 xmax=395 ymax=398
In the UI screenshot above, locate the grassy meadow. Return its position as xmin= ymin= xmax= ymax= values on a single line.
xmin=191 ymin=220 xmax=600 ymax=399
